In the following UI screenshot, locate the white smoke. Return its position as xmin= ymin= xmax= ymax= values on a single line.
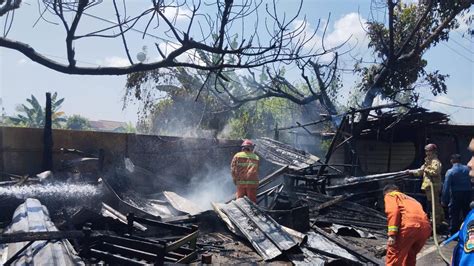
xmin=181 ymin=165 xmax=235 ymax=210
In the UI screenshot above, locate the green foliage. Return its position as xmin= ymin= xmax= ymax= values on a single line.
xmin=0 ymin=116 xmax=16 ymax=127
xmin=124 ymin=65 xmax=308 ymax=138
xmin=114 ymin=122 xmax=137 ymax=133
xmin=358 ymin=1 xmax=471 ymax=101
xmin=225 ymin=97 xmax=302 ymax=139
xmin=9 ymin=92 xmax=66 ymax=128
xmin=66 ymin=115 xmax=90 ymax=130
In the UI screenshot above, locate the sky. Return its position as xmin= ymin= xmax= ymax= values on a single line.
xmin=0 ymin=0 xmax=473 ymax=125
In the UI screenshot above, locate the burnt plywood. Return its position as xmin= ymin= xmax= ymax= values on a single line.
xmin=356 ymin=141 xmax=415 ymax=173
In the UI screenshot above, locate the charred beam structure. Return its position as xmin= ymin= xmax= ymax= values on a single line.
xmin=301 ymin=191 xmax=387 ymax=232
xmin=263 ymin=105 xmax=454 ymax=208
xmin=0 ymin=213 xmax=199 ymax=265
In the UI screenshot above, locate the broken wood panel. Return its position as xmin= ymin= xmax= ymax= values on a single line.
xmin=220 ymin=202 xmax=282 ymax=260
xmin=234 ymin=197 xmax=297 ymax=251
xmin=101 ymin=203 xmax=147 ymax=231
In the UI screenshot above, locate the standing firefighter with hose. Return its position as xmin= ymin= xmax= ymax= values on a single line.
xmin=407 ymin=143 xmax=445 ymax=231
xmin=383 ymin=184 xmax=432 ymax=266
xmin=231 ymin=139 xmax=259 ymax=203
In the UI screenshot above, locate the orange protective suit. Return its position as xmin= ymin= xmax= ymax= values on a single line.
xmin=231 ymin=151 xmax=259 ymax=202
xmin=384 ymin=191 xmax=432 ymax=266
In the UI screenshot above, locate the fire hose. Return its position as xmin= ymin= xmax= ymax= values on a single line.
xmin=429 ymin=182 xmax=451 ymax=264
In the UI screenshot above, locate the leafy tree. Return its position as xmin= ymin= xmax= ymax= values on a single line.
xmin=10 ymin=92 xmax=66 ymax=128
xmin=66 ymin=115 xmax=90 ymax=130
xmin=125 ymin=65 xmax=312 ymax=139
xmin=358 ymin=0 xmax=472 ymax=108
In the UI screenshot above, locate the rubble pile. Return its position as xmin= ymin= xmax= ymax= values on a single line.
xmin=0 ymin=136 xmax=396 ymax=265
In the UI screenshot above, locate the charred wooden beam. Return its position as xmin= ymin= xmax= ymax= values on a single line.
xmin=42 ymin=92 xmax=53 ymax=171
xmin=0 ymin=230 xmax=92 ymax=244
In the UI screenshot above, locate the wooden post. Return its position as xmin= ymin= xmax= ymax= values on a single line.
xmin=42 ymin=92 xmax=53 ymax=171
xmin=387 ymin=128 xmax=394 ymax=172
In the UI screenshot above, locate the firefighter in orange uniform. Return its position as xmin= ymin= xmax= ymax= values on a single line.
xmin=231 ymin=139 xmax=260 ymax=203
xmin=384 ymin=184 xmax=432 ymax=266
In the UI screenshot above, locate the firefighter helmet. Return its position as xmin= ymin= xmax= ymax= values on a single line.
xmin=424 ymin=143 xmax=438 ymax=151
xmin=241 ymin=139 xmax=255 ymax=147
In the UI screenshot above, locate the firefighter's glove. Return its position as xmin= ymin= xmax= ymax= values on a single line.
xmin=387 ymin=236 xmax=396 ymax=246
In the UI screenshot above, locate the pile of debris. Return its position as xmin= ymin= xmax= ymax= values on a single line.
xmin=0 ymin=137 xmax=394 ymax=265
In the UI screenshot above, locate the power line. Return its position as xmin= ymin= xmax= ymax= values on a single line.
xmin=450 ymin=37 xmax=473 ymax=54
xmin=42 ymin=53 xmax=100 ymax=66
xmin=421 ymin=97 xmax=474 ymax=110
xmin=455 ymin=31 xmax=474 ymax=44
xmin=441 ymin=43 xmax=474 ymax=63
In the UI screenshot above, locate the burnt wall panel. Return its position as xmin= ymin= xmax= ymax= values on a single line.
xmin=0 ymin=127 xmax=241 ymax=185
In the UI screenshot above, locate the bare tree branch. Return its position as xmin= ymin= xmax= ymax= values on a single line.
xmin=0 ymin=0 xmax=21 ymax=16
xmin=1 ymin=0 xmax=330 ymax=76
xmin=113 ymin=0 xmax=133 ymax=64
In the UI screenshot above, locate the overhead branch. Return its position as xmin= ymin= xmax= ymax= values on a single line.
xmin=0 ymin=0 xmax=21 ymax=16
xmin=113 ymin=0 xmax=133 ymax=65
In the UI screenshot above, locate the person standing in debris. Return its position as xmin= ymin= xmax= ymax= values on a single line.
xmin=407 ymin=143 xmax=445 ymax=230
xmin=231 ymin=139 xmax=260 ymax=203
xmin=383 ymin=184 xmax=432 ymax=266
xmin=450 ymin=138 xmax=474 ymax=265
xmin=444 ymin=138 xmax=474 ymax=266
xmin=442 ymin=154 xmax=472 ymax=236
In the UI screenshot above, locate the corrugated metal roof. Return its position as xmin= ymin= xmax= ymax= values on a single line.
xmin=217 ymin=197 xmax=298 ymax=260
xmin=255 ymin=138 xmax=320 ymax=170
xmin=0 ymin=198 xmax=83 ymax=265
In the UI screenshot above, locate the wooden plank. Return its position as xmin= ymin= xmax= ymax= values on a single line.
xmin=0 ymin=230 xmax=88 ymax=244
xmin=314 ymin=194 xmax=353 ymax=211
xmin=258 ymin=165 xmax=289 ymax=188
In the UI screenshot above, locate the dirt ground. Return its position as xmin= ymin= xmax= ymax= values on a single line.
xmin=416 ymin=237 xmax=456 ymax=266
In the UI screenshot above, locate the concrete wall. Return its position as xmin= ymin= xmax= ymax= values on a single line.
xmin=0 ymin=126 xmax=241 ymax=181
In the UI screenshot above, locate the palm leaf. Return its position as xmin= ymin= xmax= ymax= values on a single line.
xmin=52 ymin=98 xmax=65 ymax=111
